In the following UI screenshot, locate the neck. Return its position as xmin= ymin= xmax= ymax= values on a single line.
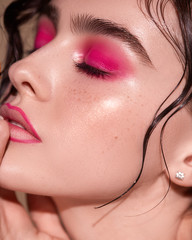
xmin=53 ymin=185 xmax=191 ymax=240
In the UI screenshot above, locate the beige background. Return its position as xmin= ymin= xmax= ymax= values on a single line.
xmin=0 ymin=0 xmax=36 ymax=67
xmin=0 ymin=0 xmax=29 ymax=207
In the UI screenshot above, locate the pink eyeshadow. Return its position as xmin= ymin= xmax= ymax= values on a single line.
xmin=34 ymin=16 xmax=56 ymax=49
xmin=84 ymin=41 xmax=133 ymax=78
xmin=85 ymin=47 xmax=120 ymax=72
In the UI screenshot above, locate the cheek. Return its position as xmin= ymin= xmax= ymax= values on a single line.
xmin=43 ymin=83 xmax=152 ymax=198
xmin=162 ymin=109 xmax=192 ymax=164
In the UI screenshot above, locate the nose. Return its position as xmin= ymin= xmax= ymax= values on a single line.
xmin=8 ymin=56 xmax=52 ymax=101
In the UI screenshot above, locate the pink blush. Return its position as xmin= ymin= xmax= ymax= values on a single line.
xmin=34 ymin=16 xmax=56 ymax=49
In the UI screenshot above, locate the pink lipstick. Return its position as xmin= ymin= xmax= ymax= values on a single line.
xmin=0 ymin=103 xmax=41 ymax=143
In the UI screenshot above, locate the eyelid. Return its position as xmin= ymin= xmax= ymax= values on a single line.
xmin=85 ymin=47 xmax=120 ymax=73
xmin=41 ymin=4 xmax=59 ymax=31
xmin=75 ymin=62 xmax=111 ymax=79
xmin=34 ymin=15 xmax=56 ymax=49
xmin=74 ymin=37 xmax=134 ymax=79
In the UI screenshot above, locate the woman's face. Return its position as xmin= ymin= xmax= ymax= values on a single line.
xmin=0 ymin=0 xmax=187 ymax=202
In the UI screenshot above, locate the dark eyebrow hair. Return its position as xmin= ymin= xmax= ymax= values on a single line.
xmin=41 ymin=5 xmax=153 ymax=67
xmin=71 ymin=14 xmax=153 ymax=67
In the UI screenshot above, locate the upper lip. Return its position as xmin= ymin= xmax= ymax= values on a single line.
xmin=0 ymin=103 xmax=41 ymax=141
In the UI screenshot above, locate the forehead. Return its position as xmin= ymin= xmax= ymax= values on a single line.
xmin=53 ymin=0 xmax=148 ymax=28
xmin=51 ymin=0 xmax=179 ymax=41
xmin=52 ymin=0 xmax=177 ymax=24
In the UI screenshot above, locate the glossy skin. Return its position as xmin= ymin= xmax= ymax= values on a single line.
xmin=0 ymin=0 xmax=192 ymax=239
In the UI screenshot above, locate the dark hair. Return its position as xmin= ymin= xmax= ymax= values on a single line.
xmin=0 ymin=0 xmax=192 ymax=209
xmin=0 ymin=0 xmax=51 ymax=99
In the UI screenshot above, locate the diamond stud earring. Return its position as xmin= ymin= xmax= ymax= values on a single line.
xmin=176 ymin=171 xmax=185 ymax=180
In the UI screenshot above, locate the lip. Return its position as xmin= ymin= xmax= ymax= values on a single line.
xmin=0 ymin=103 xmax=41 ymax=143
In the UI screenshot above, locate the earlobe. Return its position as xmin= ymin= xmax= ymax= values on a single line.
xmin=169 ymin=154 xmax=192 ymax=187
xmin=162 ymin=106 xmax=192 ymax=188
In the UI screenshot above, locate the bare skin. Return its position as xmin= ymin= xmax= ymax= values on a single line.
xmin=0 ymin=0 xmax=191 ymax=239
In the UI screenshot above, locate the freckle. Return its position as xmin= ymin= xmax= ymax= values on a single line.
xmin=114 ymin=136 xmax=118 ymax=140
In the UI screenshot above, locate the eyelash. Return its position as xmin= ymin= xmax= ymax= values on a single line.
xmin=75 ymin=62 xmax=111 ymax=79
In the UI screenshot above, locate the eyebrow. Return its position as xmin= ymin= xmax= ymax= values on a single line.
xmin=42 ymin=4 xmax=153 ymax=67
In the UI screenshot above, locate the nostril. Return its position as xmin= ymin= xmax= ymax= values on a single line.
xmin=22 ymin=81 xmax=36 ymax=94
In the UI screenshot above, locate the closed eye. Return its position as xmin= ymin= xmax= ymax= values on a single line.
xmin=75 ymin=62 xmax=111 ymax=79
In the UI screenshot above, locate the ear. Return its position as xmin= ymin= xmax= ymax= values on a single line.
xmin=168 ymin=141 xmax=192 ymax=187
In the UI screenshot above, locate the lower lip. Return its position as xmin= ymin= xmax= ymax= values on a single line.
xmin=9 ymin=122 xmax=41 ymax=143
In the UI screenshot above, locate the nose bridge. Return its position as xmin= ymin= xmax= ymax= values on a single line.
xmin=8 ymin=55 xmax=52 ymax=102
